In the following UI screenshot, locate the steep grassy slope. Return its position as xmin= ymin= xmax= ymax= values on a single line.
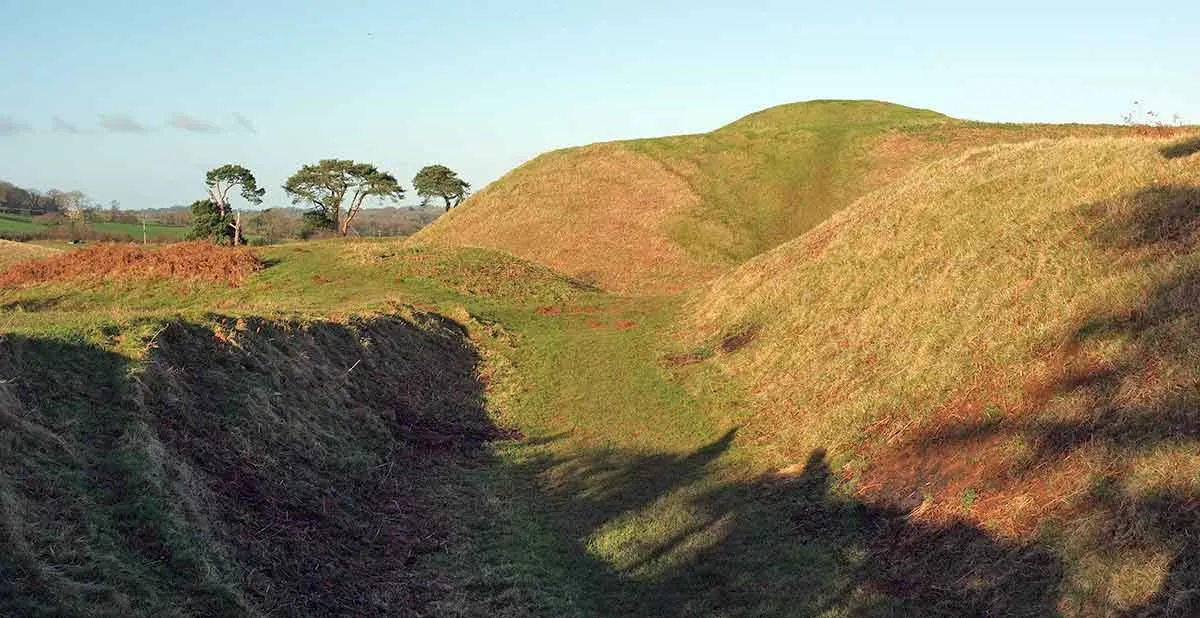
xmin=418 ymin=100 xmax=1141 ymax=293
xmin=0 ymin=312 xmax=502 ymax=617
xmin=8 ymin=125 xmax=1200 ymax=617
xmin=0 ymin=242 xmax=602 ymax=617
xmin=688 ymin=134 xmax=1200 ymax=614
xmin=2 ymin=239 xmax=1082 ymax=616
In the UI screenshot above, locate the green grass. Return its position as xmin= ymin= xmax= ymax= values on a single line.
xmin=628 ymin=100 xmax=951 ymax=265
xmin=0 ymin=237 xmax=1102 ymax=616
xmin=90 ymin=221 xmax=189 ymax=240
xmin=4 ymin=126 xmax=1200 ymax=616
xmin=3 ymin=241 xmax=756 ymax=616
xmin=0 ymin=213 xmax=188 ymax=241
xmin=0 ymin=311 xmax=500 ymax=616
xmin=418 ymin=99 xmax=1145 ymax=293
xmin=0 ymin=213 xmax=47 ymax=233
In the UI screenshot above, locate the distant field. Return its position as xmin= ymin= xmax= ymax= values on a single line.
xmin=90 ymin=220 xmax=189 ymax=240
xmin=0 ymin=213 xmax=189 ymax=241
xmin=0 ymin=213 xmax=47 ymax=233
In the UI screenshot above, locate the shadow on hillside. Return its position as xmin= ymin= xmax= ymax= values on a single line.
xmin=881 ymin=185 xmax=1200 ymax=616
xmin=0 ymin=295 xmax=65 ymax=312
xmin=140 ymin=314 xmax=502 ymax=617
xmin=0 ymin=330 xmax=222 ymax=616
xmin=0 ymin=312 xmax=502 ymax=617
xmin=1160 ymin=137 xmax=1200 ymax=160
xmin=1060 ymin=186 xmax=1199 ymax=616
xmin=1087 ymin=185 xmax=1200 ymax=251
xmin=516 ymin=434 xmax=1064 ymax=617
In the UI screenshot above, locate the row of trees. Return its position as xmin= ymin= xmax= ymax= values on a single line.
xmin=241 ymin=206 xmax=442 ymax=242
xmin=0 ymin=180 xmax=119 ymax=219
xmin=189 ymin=161 xmax=470 ymax=244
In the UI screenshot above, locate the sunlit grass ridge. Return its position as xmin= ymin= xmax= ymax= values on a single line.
xmin=418 ymin=100 xmax=1145 ymax=293
xmin=687 ymin=134 xmax=1200 ymax=612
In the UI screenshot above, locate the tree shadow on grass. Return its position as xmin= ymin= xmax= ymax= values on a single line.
xmin=1159 ymin=137 xmax=1200 ymax=160
xmin=875 ymin=185 xmax=1200 ymax=616
xmin=515 ymin=433 xmax=1064 ymax=617
xmin=1086 ymin=186 xmax=1200 ymax=251
xmin=0 ymin=295 xmax=65 ymax=312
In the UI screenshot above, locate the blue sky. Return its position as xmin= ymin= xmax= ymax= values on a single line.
xmin=1 ymin=0 xmax=1197 ymax=210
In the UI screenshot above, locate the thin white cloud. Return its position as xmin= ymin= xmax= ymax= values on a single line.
xmin=99 ymin=114 xmax=149 ymax=133
xmin=52 ymin=116 xmax=84 ymax=134
xmin=0 ymin=115 xmax=33 ymax=136
xmin=167 ymin=112 xmax=222 ymax=132
xmin=232 ymin=112 xmax=256 ymax=134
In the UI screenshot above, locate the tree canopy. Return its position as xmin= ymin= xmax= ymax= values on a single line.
xmin=205 ymin=164 xmax=265 ymax=215
xmin=186 ymin=199 xmax=237 ymax=244
xmin=0 ymin=180 xmax=68 ymax=214
xmin=191 ymin=164 xmax=263 ymax=244
xmin=413 ymin=165 xmax=470 ymax=211
xmin=283 ymin=159 xmax=404 ymax=235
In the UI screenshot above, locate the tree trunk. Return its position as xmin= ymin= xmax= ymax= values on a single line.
xmin=234 ymin=211 xmax=242 ymax=245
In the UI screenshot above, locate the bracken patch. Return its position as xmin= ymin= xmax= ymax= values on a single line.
xmin=0 ymin=241 xmax=263 ymax=287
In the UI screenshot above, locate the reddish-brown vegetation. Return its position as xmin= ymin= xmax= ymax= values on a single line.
xmin=0 ymin=241 xmax=264 ymax=287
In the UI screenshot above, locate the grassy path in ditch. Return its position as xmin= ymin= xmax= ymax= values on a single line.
xmin=424 ymin=296 xmax=1004 ymax=618
xmin=0 ymin=240 xmax=1069 ymax=616
xmin=427 ymin=289 xmax=1068 ymax=617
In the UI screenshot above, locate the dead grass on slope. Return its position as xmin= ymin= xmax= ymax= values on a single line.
xmin=863 ymin=123 xmax=1153 ymax=192
xmin=417 ymin=144 xmax=717 ymax=294
xmin=0 ymin=241 xmax=263 ymax=287
xmin=420 ymin=111 xmax=1148 ymax=296
xmin=0 ymin=239 xmax=60 ymax=271
xmin=688 ymin=135 xmax=1200 ymax=615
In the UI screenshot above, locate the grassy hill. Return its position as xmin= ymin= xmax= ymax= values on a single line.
xmin=4 ymin=109 xmax=1200 ymax=616
xmin=5 ymin=237 xmax=1073 ymax=616
xmin=685 ymin=134 xmax=1200 ymax=613
xmin=417 ymin=100 xmax=1143 ymax=293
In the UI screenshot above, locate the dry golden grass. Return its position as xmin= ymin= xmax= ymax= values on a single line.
xmin=417 ymin=101 xmax=1149 ymax=294
xmin=0 ymin=239 xmax=60 ymax=271
xmin=417 ymin=143 xmax=719 ymax=294
xmin=687 ymin=134 xmax=1200 ymax=613
xmin=692 ymin=135 xmax=1200 ymax=456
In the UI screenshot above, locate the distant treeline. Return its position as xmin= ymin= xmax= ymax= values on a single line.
xmin=236 ymin=206 xmax=444 ymax=241
xmin=0 ymin=179 xmax=95 ymax=216
xmin=1 ymin=178 xmax=444 ymax=242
